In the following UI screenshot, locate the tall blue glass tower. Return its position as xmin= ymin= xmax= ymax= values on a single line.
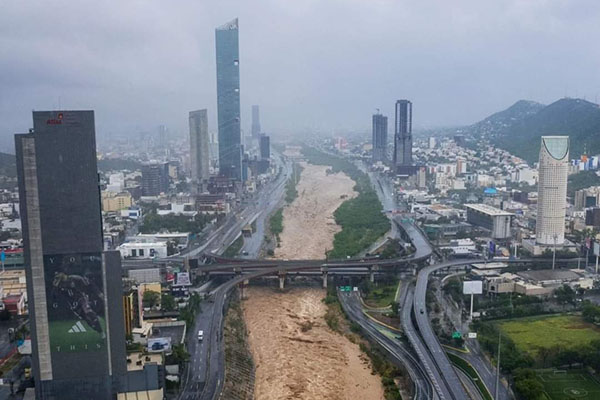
xmin=215 ymin=18 xmax=242 ymax=180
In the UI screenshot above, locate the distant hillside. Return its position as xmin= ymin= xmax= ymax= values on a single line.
xmin=468 ymin=100 xmax=545 ymax=138
xmin=0 ymin=152 xmax=16 ymax=178
xmin=466 ymin=98 xmax=600 ymax=163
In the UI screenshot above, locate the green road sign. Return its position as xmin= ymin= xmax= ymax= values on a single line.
xmin=452 ymin=331 xmax=462 ymax=339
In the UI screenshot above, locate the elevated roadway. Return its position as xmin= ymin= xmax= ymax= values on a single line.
xmin=338 ymin=289 xmax=433 ymax=400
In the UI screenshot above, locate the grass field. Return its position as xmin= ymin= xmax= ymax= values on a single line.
xmin=497 ymin=315 xmax=600 ymax=356
xmin=364 ymin=281 xmax=398 ymax=307
xmin=536 ymin=369 xmax=600 ymax=400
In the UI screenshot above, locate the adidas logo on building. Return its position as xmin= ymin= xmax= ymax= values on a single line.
xmin=68 ymin=321 xmax=87 ymax=334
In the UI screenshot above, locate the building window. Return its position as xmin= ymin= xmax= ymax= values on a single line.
xmin=139 ymin=249 xmax=144 ymax=257
xmin=131 ymin=249 xmax=137 ymax=257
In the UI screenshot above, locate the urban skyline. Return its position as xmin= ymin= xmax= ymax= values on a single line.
xmin=3 ymin=3 xmax=600 ymax=400
xmin=3 ymin=2 xmax=600 ymax=152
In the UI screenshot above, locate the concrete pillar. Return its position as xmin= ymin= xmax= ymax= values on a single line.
xmin=370 ymin=265 xmax=379 ymax=283
xmin=321 ymin=267 xmax=328 ymax=289
xmin=278 ymin=270 xmax=286 ymax=290
xmin=234 ymin=267 xmax=242 ymax=276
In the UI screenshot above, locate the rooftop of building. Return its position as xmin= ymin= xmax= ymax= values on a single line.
xmin=126 ymin=352 xmax=162 ymax=372
xmin=465 ymin=203 xmax=513 ymax=216
xmin=516 ymin=268 xmax=582 ymax=283
xmin=216 ymin=18 xmax=238 ymax=31
xmin=117 ymin=390 xmax=163 ymax=400
xmin=471 ymin=262 xmax=509 ymax=270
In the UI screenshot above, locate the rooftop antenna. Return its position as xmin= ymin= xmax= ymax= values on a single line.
xmin=375 ymin=108 xmax=380 ymax=114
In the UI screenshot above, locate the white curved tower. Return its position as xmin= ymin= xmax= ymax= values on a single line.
xmin=536 ymin=136 xmax=569 ymax=245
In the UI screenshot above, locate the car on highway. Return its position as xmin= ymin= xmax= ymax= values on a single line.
xmin=420 ymin=308 xmax=424 ymax=314
xmin=198 ymin=330 xmax=204 ymax=341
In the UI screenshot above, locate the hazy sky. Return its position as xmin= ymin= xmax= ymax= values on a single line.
xmin=1 ymin=0 xmax=599 ymax=152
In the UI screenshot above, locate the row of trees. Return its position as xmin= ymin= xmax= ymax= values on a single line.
xmin=142 ymin=290 xmax=177 ymax=311
xmin=284 ymin=163 xmax=303 ymax=203
xmin=300 ymin=146 xmax=390 ymax=259
xmin=269 ymin=208 xmax=283 ymax=247
xmin=140 ymin=210 xmax=212 ymax=234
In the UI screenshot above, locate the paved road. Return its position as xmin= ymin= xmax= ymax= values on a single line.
xmin=414 ymin=260 xmax=478 ymax=400
xmin=338 ymin=290 xmax=433 ymax=400
xmin=240 ymin=154 xmax=292 ymax=258
xmin=437 ymin=281 xmax=510 ymax=400
xmin=179 ymin=300 xmax=214 ymax=399
xmin=401 ymin=287 xmax=453 ymax=400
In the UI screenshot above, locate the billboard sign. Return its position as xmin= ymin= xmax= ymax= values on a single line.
xmin=174 ymin=272 xmax=191 ymax=287
xmin=463 ymin=280 xmax=483 ymax=295
xmin=594 ymin=242 xmax=600 ymax=257
xmin=45 ymin=253 xmax=106 ymax=353
xmin=147 ymin=337 xmax=172 ymax=353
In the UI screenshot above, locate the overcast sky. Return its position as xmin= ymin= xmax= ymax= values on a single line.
xmin=1 ymin=0 xmax=599 ymax=152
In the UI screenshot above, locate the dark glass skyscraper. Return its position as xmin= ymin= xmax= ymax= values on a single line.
xmin=15 ymin=111 xmax=126 ymax=399
xmin=393 ymin=99 xmax=413 ymax=167
xmin=251 ymin=105 xmax=261 ymax=139
xmin=141 ymin=162 xmax=169 ymax=196
xmin=216 ymin=18 xmax=242 ymax=180
xmin=189 ymin=109 xmax=210 ymax=192
xmin=372 ymin=113 xmax=388 ymax=162
xmin=260 ymin=134 xmax=270 ymax=160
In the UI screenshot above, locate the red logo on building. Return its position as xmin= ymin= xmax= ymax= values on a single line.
xmin=46 ymin=113 xmax=63 ymax=125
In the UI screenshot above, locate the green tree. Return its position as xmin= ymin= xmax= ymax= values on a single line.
xmin=161 ymin=293 xmax=176 ymax=311
xmin=514 ymin=378 xmax=544 ymax=400
xmin=171 ymin=343 xmax=190 ymax=365
xmin=142 ymin=290 xmax=161 ymax=308
xmin=582 ymin=302 xmax=600 ymax=323
xmin=554 ymin=284 xmax=576 ymax=306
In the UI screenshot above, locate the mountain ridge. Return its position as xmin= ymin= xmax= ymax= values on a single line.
xmin=463 ymin=98 xmax=600 ymax=163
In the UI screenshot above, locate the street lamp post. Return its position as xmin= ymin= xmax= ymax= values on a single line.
xmin=552 ymin=234 xmax=557 ymax=270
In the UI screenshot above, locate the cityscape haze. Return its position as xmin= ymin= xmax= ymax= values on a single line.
xmin=2 ymin=1 xmax=600 ymax=151
xmin=3 ymin=3 xmax=600 ymax=400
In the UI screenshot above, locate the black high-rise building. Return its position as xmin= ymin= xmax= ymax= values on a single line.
xmin=15 ymin=111 xmax=126 ymax=399
xmin=372 ymin=113 xmax=388 ymax=162
xmin=216 ymin=19 xmax=242 ymax=181
xmin=141 ymin=162 xmax=169 ymax=196
xmin=260 ymin=134 xmax=270 ymax=160
xmin=393 ymin=99 xmax=413 ymax=168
